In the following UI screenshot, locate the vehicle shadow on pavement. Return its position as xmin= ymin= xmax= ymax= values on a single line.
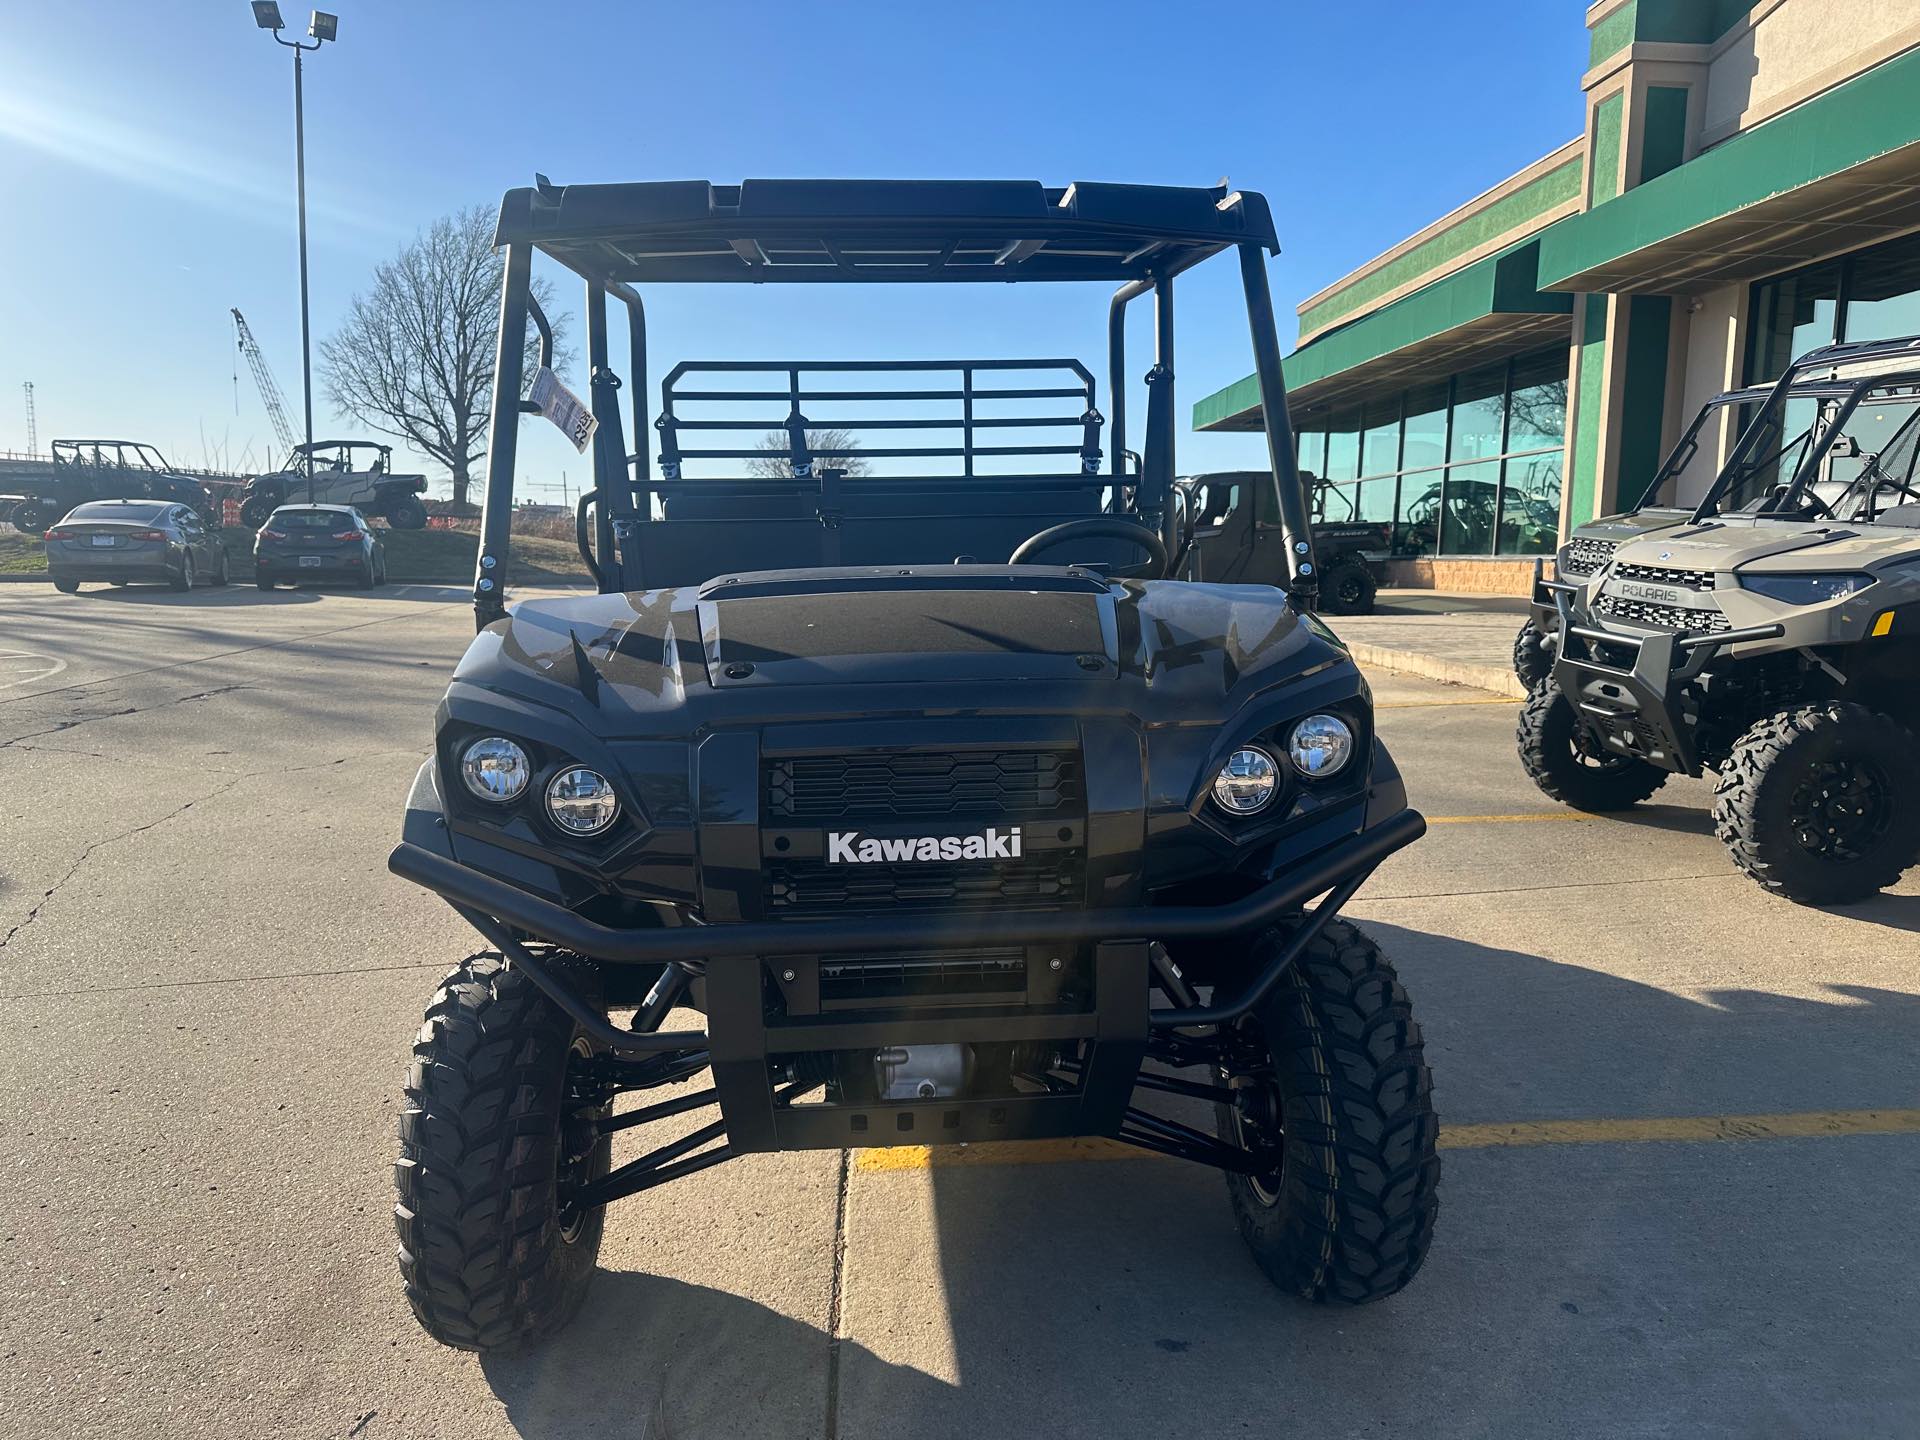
xmin=856 ymin=920 xmax=1920 ymax=1440
xmin=69 ymin=585 xmax=324 ymax=607
xmin=480 ymin=1271 xmax=949 ymax=1440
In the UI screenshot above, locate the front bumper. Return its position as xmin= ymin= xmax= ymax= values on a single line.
xmin=388 ymin=807 xmax=1425 ymax=1151
xmin=1546 ymin=581 xmax=1783 ymax=774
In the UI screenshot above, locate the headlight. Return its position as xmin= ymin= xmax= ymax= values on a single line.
xmin=546 ymin=766 xmax=619 ymax=835
xmin=1737 ymin=572 xmax=1875 ymax=604
xmin=460 ymin=736 xmax=530 ymax=802
xmin=1288 ymin=714 xmax=1354 ymax=778
xmin=1211 ymin=747 xmax=1279 ymax=815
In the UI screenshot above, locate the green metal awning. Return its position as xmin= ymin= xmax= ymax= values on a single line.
xmin=1539 ymin=45 xmax=1920 ymax=295
xmin=1193 ymin=238 xmax=1571 ymax=430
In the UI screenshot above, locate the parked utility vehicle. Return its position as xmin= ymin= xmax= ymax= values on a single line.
xmin=1512 ymin=378 xmax=1841 ymax=688
xmin=1520 ymin=337 xmax=1920 ymax=903
xmin=1170 ymin=469 xmax=1384 ymax=612
xmin=386 ymin=178 xmax=1440 ymax=1350
xmin=238 ymin=441 xmax=429 ymax=530
xmin=2 ymin=441 xmax=213 ymax=535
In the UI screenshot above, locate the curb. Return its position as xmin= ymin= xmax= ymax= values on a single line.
xmin=1344 ymin=640 xmax=1526 ymax=699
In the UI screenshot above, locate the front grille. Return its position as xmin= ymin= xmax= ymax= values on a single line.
xmin=818 ymin=948 xmax=1026 ymax=1007
xmin=1612 ymin=561 xmax=1715 ymax=592
xmin=767 ymin=750 xmax=1081 ymax=822
xmin=1562 ymin=536 xmax=1617 ymax=577
xmin=766 ymin=855 xmax=1083 ymax=916
xmin=1593 ymin=592 xmax=1731 ymax=634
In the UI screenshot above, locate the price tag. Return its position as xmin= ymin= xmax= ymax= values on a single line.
xmin=528 ymin=367 xmax=598 ymax=453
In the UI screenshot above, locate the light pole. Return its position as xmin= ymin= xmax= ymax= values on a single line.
xmin=251 ymin=3 xmax=337 ymax=504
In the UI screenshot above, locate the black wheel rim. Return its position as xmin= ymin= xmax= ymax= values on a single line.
xmin=1567 ymin=713 xmax=1640 ymax=773
xmin=555 ymin=1037 xmax=602 ymax=1244
xmin=1224 ymin=1021 xmax=1285 ymax=1204
xmin=1789 ymin=756 xmax=1894 ymax=863
xmin=1334 ymin=572 xmax=1364 ymax=607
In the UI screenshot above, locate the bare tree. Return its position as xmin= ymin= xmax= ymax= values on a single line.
xmin=746 ymin=428 xmax=871 ymax=478
xmin=320 ymin=206 xmax=570 ymax=506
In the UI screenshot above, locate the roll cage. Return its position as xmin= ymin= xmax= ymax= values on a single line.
xmin=51 ymin=440 xmax=175 ymax=472
xmin=276 ymin=440 xmax=393 ymax=474
xmin=473 ymin=177 xmax=1318 ymax=627
xmin=1694 ymin=336 xmax=1920 ymax=524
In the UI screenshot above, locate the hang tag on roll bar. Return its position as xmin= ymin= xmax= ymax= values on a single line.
xmin=529 ymin=367 xmax=598 ymax=453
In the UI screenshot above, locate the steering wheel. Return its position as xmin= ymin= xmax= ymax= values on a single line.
xmin=1009 ymin=517 xmax=1169 ymax=579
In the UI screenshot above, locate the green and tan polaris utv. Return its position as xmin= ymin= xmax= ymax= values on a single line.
xmin=1520 ymin=336 xmax=1920 ymax=904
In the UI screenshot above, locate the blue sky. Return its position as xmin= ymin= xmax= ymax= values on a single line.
xmin=0 ymin=2 xmax=1587 ymax=495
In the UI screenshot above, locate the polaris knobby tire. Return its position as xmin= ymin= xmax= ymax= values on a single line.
xmin=395 ymin=954 xmax=610 ymax=1351
xmin=1216 ymin=920 xmax=1439 ymax=1305
xmin=1317 ymin=558 xmax=1378 ymax=617
xmin=1712 ymin=702 xmax=1920 ymax=905
xmin=1512 ymin=619 xmax=1553 ymax=691
xmin=1516 ymin=683 xmax=1667 ymax=811
xmin=239 ymin=493 xmax=278 ymax=530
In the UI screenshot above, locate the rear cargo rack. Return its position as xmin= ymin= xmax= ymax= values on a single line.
xmin=651 ymin=357 xmax=1104 ymax=481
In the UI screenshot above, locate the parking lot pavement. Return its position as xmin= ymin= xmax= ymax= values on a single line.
xmin=2 ymin=587 xmax=1916 ymax=1438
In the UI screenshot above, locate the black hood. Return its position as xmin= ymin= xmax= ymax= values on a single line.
xmin=454 ymin=566 xmax=1351 ymax=736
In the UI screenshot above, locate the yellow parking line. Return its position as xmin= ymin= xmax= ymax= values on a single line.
xmin=1426 ymin=812 xmax=1593 ymax=824
xmin=850 ymin=1108 xmax=1920 ymax=1173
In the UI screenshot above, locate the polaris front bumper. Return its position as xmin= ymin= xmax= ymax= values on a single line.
xmin=1546 ymin=580 xmax=1783 ymax=774
xmin=388 ymin=806 xmax=1424 ymax=1156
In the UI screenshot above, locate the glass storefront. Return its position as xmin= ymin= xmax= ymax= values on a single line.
xmin=1748 ymin=229 xmax=1920 ymax=383
xmin=1295 ymin=347 xmax=1566 ymax=557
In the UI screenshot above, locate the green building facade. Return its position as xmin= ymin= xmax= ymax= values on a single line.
xmin=1194 ymin=0 xmax=1920 ymax=592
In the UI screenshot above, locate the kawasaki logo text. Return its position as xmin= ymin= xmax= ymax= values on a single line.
xmin=826 ymin=827 xmax=1022 ymax=864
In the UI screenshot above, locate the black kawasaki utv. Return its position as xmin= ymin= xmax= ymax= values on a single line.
xmin=387 ymin=178 xmax=1439 ymax=1350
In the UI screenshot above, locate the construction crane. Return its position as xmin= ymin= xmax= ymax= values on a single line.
xmin=231 ymin=308 xmax=298 ymax=456
xmin=22 ymin=382 xmax=35 ymax=457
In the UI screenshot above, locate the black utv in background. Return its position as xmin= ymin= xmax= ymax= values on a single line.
xmin=3 ymin=440 xmax=215 ymax=536
xmin=1173 ymin=469 xmax=1385 ymax=613
xmin=387 ymin=178 xmax=1439 ymax=1351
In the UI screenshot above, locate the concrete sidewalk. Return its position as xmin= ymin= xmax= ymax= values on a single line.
xmin=1333 ymin=589 xmax=1532 ymax=698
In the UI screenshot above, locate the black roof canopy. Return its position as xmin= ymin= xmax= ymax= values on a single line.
xmin=494 ymin=178 xmax=1280 ymax=285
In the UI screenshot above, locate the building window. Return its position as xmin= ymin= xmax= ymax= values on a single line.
xmin=1747 ymin=229 xmax=1920 ymax=385
xmin=1293 ymin=347 xmax=1567 ymax=559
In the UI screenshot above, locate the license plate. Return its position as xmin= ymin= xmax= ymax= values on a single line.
xmin=299 ymin=555 xmax=321 ymax=567
xmin=91 ymin=535 xmax=115 ymax=547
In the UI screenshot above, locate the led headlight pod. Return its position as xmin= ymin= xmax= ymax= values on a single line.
xmin=1737 ymin=572 xmax=1875 ymax=604
xmin=460 ymin=736 xmax=530 ymax=802
xmin=1212 ymin=746 xmax=1280 ymax=815
xmin=546 ymin=767 xmax=619 ymax=835
xmin=1288 ymin=714 xmax=1354 ymax=779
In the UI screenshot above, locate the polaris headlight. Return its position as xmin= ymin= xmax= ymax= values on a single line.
xmin=1288 ymin=714 xmax=1354 ymax=779
xmin=546 ymin=766 xmax=619 ymax=835
xmin=460 ymin=736 xmax=530 ymax=802
xmin=1211 ymin=747 xmax=1279 ymax=815
xmin=1737 ymin=572 xmax=1875 ymax=604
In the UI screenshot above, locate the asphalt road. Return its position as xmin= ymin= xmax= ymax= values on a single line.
xmin=1 ymin=579 xmax=1916 ymax=1439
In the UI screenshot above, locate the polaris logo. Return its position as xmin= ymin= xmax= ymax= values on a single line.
xmin=827 ymin=827 xmax=1022 ymax=864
